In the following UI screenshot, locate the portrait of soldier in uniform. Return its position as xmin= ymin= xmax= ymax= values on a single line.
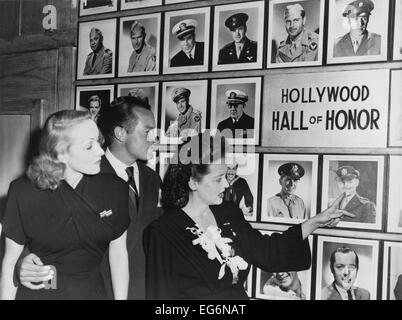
xmin=83 ymin=27 xmax=113 ymax=76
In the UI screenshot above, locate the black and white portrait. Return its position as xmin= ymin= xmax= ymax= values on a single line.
xmin=316 ymin=236 xmax=379 ymax=300
xmin=118 ymin=82 xmax=159 ymax=124
xmin=260 ymin=154 xmax=318 ymax=224
xmin=256 ymin=231 xmax=312 ymax=300
xmin=121 ymin=0 xmax=161 ymax=10
xmin=394 ymin=0 xmax=402 ymax=60
xmin=211 ymin=77 xmax=261 ymax=145
xmin=383 ymin=242 xmax=402 ymax=300
xmin=322 ymin=155 xmax=384 ymax=230
xmin=79 ymin=0 xmax=117 ymax=16
xmin=119 ymin=14 xmax=160 ymax=77
xmin=212 ymin=1 xmax=264 ymax=71
xmin=224 ymin=153 xmax=259 ymax=222
xmin=387 ymin=156 xmax=402 ymax=233
xmin=77 ymin=19 xmax=116 ymax=80
xmin=327 ymin=0 xmax=388 ymax=64
xmin=389 ymin=70 xmax=402 ymax=147
xmin=163 ymin=7 xmax=210 ymax=74
xmin=267 ymin=0 xmax=324 ymax=68
xmin=161 ymin=80 xmax=207 ymax=144
xmin=75 ymin=85 xmax=114 ymax=123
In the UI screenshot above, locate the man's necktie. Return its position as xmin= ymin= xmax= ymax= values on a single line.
xmin=126 ymin=166 xmax=139 ymax=208
xmin=347 ymin=290 xmax=353 ymax=300
xmin=189 ymin=53 xmax=193 ymax=60
xmin=91 ymin=53 xmax=97 ymax=67
xmin=353 ymin=40 xmax=359 ymax=53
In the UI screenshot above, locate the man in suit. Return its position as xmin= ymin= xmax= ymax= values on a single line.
xmin=334 ymin=165 xmax=376 ymax=223
xmin=83 ymin=27 xmax=113 ymax=75
xmin=321 ymin=247 xmax=370 ymax=300
xmin=170 ymin=19 xmax=204 ymax=67
xmin=217 ymin=89 xmax=254 ymax=139
xmin=333 ymin=0 xmax=381 ymax=57
xmin=218 ymin=12 xmax=258 ymax=65
xmin=275 ymin=3 xmax=319 ymax=63
xmin=17 ymin=96 xmax=162 ymax=300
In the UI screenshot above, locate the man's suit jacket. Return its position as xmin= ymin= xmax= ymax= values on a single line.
xmin=321 ymin=282 xmax=370 ymax=300
xmin=340 ymin=193 xmax=376 ymax=224
xmin=170 ymin=42 xmax=204 ymax=67
xmin=83 ymin=45 xmax=113 ymax=75
xmin=334 ymin=31 xmax=381 ymax=57
xmin=218 ymin=37 xmax=258 ymax=64
xmin=99 ymin=157 xmax=162 ymax=300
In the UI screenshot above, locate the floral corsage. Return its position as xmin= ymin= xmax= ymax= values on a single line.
xmin=186 ymin=225 xmax=248 ymax=284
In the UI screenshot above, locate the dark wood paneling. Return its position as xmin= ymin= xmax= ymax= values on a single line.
xmin=0 ymin=0 xmax=20 ymax=40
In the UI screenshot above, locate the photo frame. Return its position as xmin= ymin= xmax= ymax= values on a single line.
xmin=118 ymin=13 xmax=161 ymax=77
xmin=267 ymin=0 xmax=324 ymax=68
xmin=212 ymin=1 xmax=265 ymax=72
xmin=394 ymin=0 xmax=402 ymax=60
xmin=386 ymin=156 xmax=402 ymax=233
xmin=382 ymin=241 xmax=402 ymax=300
xmin=161 ymin=80 xmax=208 ymax=144
xmin=322 ymin=155 xmax=384 ymax=230
xmin=79 ymin=0 xmax=117 ymax=16
xmin=163 ymin=7 xmax=210 ymax=74
xmin=210 ymin=77 xmax=261 ymax=146
xmin=389 ymin=69 xmax=402 ymax=147
xmin=260 ymin=154 xmax=318 ymax=224
xmin=77 ymin=19 xmax=117 ymax=80
xmin=255 ymin=231 xmax=312 ymax=300
xmin=121 ymin=0 xmax=162 ymax=10
xmin=327 ymin=0 xmax=388 ymax=64
xmin=316 ymin=236 xmax=379 ymax=300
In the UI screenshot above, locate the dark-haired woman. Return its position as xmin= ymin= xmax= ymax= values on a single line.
xmin=144 ymin=133 xmax=354 ymax=300
xmin=0 ymin=110 xmax=129 ymax=300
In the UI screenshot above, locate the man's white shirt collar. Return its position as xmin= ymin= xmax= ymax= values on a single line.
xmin=186 ymin=43 xmax=196 ymax=59
xmin=334 ymin=282 xmax=355 ymax=300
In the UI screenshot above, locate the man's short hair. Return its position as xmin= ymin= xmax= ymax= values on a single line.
xmin=90 ymin=27 xmax=103 ymax=40
xmin=88 ymin=95 xmax=101 ymax=105
xmin=131 ymin=21 xmax=146 ymax=37
xmin=329 ymin=247 xmax=359 ymax=274
xmin=97 ymin=95 xmax=151 ymax=147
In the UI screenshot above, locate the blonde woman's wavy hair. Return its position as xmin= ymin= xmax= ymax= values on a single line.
xmin=27 ymin=110 xmax=92 ymax=190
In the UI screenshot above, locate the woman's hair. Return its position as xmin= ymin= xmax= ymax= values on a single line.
xmin=27 ymin=110 xmax=92 ymax=190
xmin=161 ymin=131 xmax=228 ymax=209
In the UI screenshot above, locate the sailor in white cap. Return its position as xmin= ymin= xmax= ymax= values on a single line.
xmin=334 ymin=0 xmax=381 ymax=57
xmin=170 ymin=18 xmax=205 ymax=67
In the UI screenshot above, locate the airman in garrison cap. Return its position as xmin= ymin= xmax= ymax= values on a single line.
xmin=217 ymin=89 xmax=254 ymax=139
xmin=166 ymin=87 xmax=202 ymax=138
xmin=84 ymin=27 xmax=113 ymax=75
xmin=218 ymin=12 xmax=258 ymax=65
xmin=170 ymin=19 xmax=205 ymax=67
xmin=334 ymin=0 xmax=381 ymax=57
xmin=275 ymin=3 xmax=319 ymax=63
xmin=266 ymin=162 xmax=307 ymax=220
xmin=334 ymin=165 xmax=376 ymax=223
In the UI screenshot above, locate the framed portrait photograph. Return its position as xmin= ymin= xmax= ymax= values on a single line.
xmin=118 ymin=14 xmax=161 ymax=77
xmin=121 ymin=0 xmax=162 ymax=10
xmin=327 ymin=0 xmax=389 ymax=64
xmin=260 ymin=154 xmax=318 ymax=224
xmin=224 ymin=153 xmax=259 ymax=222
xmin=387 ymin=156 xmax=402 ymax=233
xmin=210 ymin=77 xmax=261 ymax=146
xmin=160 ymin=80 xmax=207 ymax=144
xmin=75 ymin=85 xmax=114 ymax=124
xmin=394 ymin=0 xmax=402 ymax=60
xmin=212 ymin=1 xmax=264 ymax=72
xmin=163 ymin=7 xmax=210 ymax=74
xmin=389 ymin=69 xmax=402 ymax=147
xmin=77 ymin=19 xmax=116 ymax=80
xmin=117 ymin=82 xmax=159 ymax=125
xmin=79 ymin=0 xmax=117 ymax=16
xmin=383 ymin=242 xmax=402 ymax=300
xmin=316 ymin=236 xmax=379 ymax=300
xmin=322 ymin=155 xmax=384 ymax=230
xmin=255 ymin=231 xmax=312 ymax=300
xmin=267 ymin=0 xmax=324 ymax=68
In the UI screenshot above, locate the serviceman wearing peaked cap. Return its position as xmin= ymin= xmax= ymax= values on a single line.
xmin=275 ymin=3 xmax=319 ymax=63
xmin=266 ymin=162 xmax=307 ymax=220
xmin=334 ymin=0 xmax=381 ymax=57
xmin=170 ymin=19 xmax=204 ymax=67
xmin=217 ymin=89 xmax=254 ymax=138
xmin=166 ymin=87 xmax=202 ymax=138
xmin=334 ymin=165 xmax=376 ymax=223
xmin=218 ymin=12 xmax=258 ymax=65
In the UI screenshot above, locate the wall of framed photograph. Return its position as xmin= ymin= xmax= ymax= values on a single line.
xmin=75 ymin=0 xmax=402 ymax=300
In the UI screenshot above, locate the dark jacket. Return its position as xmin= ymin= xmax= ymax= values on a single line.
xmin=217 ymin=113 xmax=255 ymax=139
xmin=218 ymin=37 xmax=258 ymax=64
xmin=334 ymin=31 xmax=381 ymax=57
xmin=170 ymin=42 xmax=204 ymax=67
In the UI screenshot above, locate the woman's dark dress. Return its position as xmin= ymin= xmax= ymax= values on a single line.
xmin=1 ymin=174 xmax=130 ymax=300
xmin=144 ymin=202 xmax=311 ymax=300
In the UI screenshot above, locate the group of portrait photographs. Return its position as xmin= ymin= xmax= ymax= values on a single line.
xmin=76 ymin=0 xmax=402 ymax=80
xmin=242 ymin=233 xmax=402 ymax=300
